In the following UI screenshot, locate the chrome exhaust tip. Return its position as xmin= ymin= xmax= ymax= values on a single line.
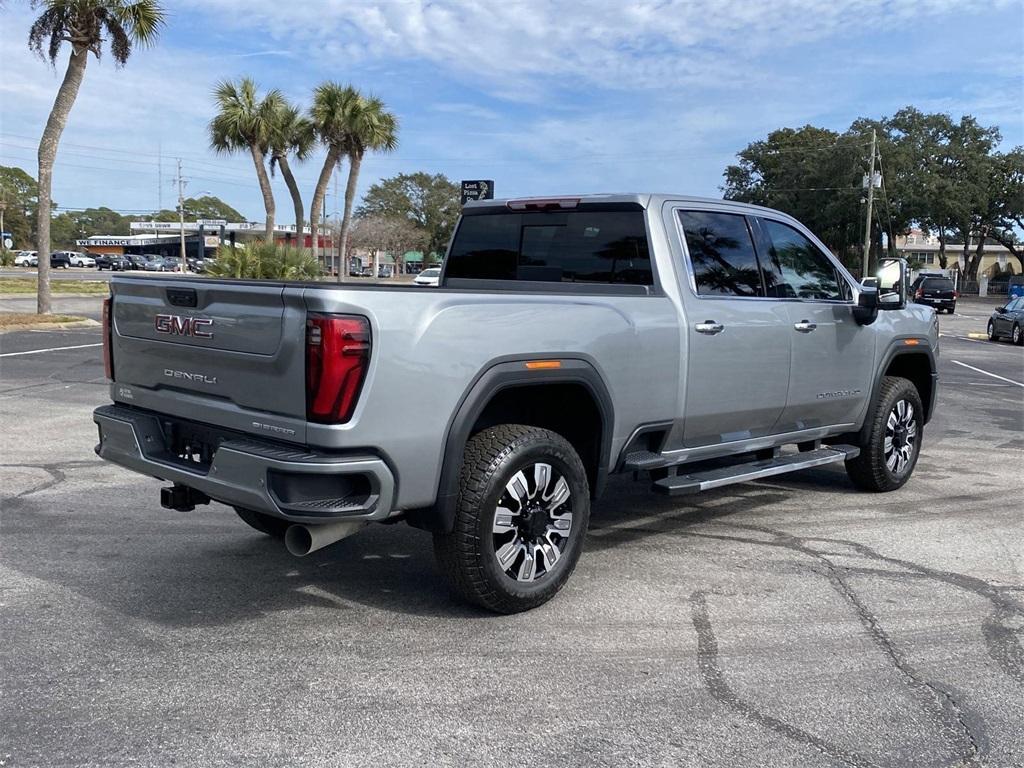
xmin=284 ymin=520 xmax=365 ymax=557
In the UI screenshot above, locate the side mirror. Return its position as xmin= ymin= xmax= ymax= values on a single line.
xmin=861 ymin=277 xmax=880 ymax=289
xmin=853 ymin=285 xmax=879 ymax=325
xmin=876 ymin=258 xmax=908 ymax=310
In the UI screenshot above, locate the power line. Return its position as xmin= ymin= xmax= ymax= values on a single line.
xmin=2 ymin=131 xmax=875 ymax=166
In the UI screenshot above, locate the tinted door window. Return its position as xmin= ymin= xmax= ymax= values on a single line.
xmin=446 ymin=208 xmax=652 ymax=285
xmin=759 ymin=219 xmax=846 ymax=301
xmin=678 ymin=211 xmax=762 ymax=297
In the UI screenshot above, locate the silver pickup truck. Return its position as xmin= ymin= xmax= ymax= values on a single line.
xmin=93 ymin=194 xmax=939 ymax=613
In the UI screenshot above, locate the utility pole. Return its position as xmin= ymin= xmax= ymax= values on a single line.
xmin=176 ymin=159 xmax=187 ymax=260
xmin=861 ymin=128 xmax=877 ymax=280
xmin=157 ymin=140 xmax=162 ymax=212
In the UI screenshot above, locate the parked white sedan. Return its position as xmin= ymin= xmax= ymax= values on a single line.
xmin=414 ymin=267 xmax=441 ymax=286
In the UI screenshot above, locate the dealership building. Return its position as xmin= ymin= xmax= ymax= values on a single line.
xmin=76 ymin=220 xmax=330 ymax=259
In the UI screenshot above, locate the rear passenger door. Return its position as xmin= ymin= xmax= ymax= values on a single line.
xmin=754 ymin=217 xmax=875 ymax=431
xmin=671 ymin=208 xmax=791 ymax=448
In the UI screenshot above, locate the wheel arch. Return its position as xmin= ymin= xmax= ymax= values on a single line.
xmin=853 ymin=341 xmax=937 ymax=446
xmin=405 ymin=357 xmax=614 ymax=533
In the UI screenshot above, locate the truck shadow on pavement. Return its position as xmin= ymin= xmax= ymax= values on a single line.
xmin=4 ymin=467 xmax=798 ymax=626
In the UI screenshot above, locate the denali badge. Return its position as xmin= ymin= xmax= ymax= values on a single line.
xmin=252 ymin=421 xmax=297 ymax=436
xmin=155 ymin=313 xmax=213 ymax=338
xmin=816 ymin=389 xmax=861 ymax=399
xmin=164 ymin=369 xmax=218 ymax=385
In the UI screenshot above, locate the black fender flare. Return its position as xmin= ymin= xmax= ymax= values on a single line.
xmin=405 ymin=356 xmax=614 ymax=533
xmin=856 ymin=338 xmax=938 ymax=443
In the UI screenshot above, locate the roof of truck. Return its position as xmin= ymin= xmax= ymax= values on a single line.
xmin=463 ymin=193 xmax=791 ymax=218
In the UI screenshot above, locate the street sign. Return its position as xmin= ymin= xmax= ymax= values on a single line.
xmin=461 ymin=180 xmax=494 ymax=205
xmin=1 ymin=232 xmax=12 ymax=250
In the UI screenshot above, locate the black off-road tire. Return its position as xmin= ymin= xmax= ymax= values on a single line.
xmin=433 ymin=424 xmax=591 ymax=614
xmin=846 ymin=376 xmax=924 ymax=492
xmin=234 ymin=507 xmax=289 ymax=539
xmin=987 ymin=319 xmax=998 ymax=341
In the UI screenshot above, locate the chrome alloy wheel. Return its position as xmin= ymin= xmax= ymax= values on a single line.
xmin=492 ymin=462 xmax=573 ymax=583
xmin=884 ymin=399 xmax=918 ymax=476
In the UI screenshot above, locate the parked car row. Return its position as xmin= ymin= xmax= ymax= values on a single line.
xmin=349 ymin=264 xmax=395 ymax=278
xmin=10 ymin=250 xmax=207 ymax=273
xmin=13 ymin=250 xmax=76 ymax=269
xmin=95 ymin=254 xmax=197 ymax=272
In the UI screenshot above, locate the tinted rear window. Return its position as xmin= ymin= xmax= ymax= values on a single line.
xmin=445 ymin=207 xmax=652 ymax=285
xmin=678 ymin=211 xmax=762 ymax=297
xmin=922 ymin=278 xmax=955 ymax=290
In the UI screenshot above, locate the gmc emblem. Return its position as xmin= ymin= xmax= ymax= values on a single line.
xmin=155 ymin=313 xmax=214 ymax=338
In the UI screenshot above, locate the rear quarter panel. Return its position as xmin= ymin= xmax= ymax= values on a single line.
xmin=301 ymin=287 xmax=680 ymax=509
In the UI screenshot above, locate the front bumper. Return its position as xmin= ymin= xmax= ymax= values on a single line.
xmin=93 ymin=404 xmax=396 ymax=522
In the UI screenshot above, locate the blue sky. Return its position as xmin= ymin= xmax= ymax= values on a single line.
xmin=1 ymin=0 xmax=1022 ymax=224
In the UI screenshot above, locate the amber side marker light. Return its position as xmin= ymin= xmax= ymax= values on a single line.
xmin=903 ymin=339 xmax=922 ymax=346
xmin=524 ymin=360 xmax=562 ymax=370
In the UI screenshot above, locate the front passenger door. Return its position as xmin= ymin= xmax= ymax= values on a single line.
xmin=755 ymin=217 xmax=875 ymax=431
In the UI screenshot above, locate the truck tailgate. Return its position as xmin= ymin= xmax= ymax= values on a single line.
xmin=109 ymin=277 xmax=309 ymax=439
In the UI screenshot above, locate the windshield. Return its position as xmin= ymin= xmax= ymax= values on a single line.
xmin=922 ymin=278 xmax=954 ymax=290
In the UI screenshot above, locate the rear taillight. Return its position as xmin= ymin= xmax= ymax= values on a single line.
xmin=305 ymin=314 xmax=371 ymax=424
xmin=102 ymin=296 xmax=113 ymax=380
xmin=954 ymin=290 xmax=959 ymax=299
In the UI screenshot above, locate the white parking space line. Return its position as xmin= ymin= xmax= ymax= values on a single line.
xmin=950 ymin=359 xmax=1024 ymax=388
xmin=0 ymin=343 xmax=102 ymax=358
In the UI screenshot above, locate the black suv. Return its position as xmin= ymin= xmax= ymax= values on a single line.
xmin=911 ymin=276 xmax=957 ymax=314
xmin=49 ymin=251 xmax=71 ymax=269
xmin=96 ymin=254 xmax=129 ymax=271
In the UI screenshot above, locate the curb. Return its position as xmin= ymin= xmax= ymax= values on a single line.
xmin=0 ymin=318 xmax=100 ymax=334
xmin=0 ymin=293 xmax=108 ymax=299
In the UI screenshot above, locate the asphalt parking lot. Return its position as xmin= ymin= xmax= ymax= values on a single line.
xmin=1 ymin=296 xmax=1022 ymax=768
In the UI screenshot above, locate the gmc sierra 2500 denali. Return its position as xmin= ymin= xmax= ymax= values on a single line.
xmin=93 ymin=194 xmax=939 ymax=613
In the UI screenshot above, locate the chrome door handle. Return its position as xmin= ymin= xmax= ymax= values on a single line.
xmin=794 ymin=320 xmax=817 ymax=333
xmin=695 ymin=321 xmax=724 ymax=335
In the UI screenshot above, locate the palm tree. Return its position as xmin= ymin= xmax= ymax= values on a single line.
xmin=336 ymin=94 xmax=398 ymax=283
xmin=209 ymin=77 xmax=282 ymax=242
xmin=28 ymin=0 xmax=165 ymax=314
xmin=268 ymin=102 xmax=315 ymax=249
xmin=308 ymin=82 xmax=358 ymax=269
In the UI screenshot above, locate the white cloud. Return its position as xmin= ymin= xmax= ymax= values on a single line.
xmin=181 ymin=0 xmax=1015 ymax=96
xmin=1 ymin=0 xmax=1018 ymax=220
